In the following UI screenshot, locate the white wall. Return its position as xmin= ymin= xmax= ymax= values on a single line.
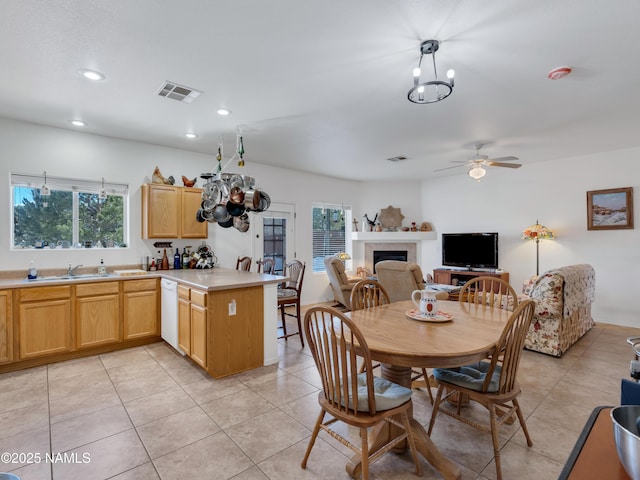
xmin=3 ymin=118 xmax=639 ymax=327
xmin=420 ymin=149 xmax=640 ymax=327
xmin=0 ymin=118 xmax=366 ymax=305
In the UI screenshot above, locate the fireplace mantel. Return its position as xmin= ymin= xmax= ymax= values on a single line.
xmin=351 ymin=231 xmax=436 ymax=242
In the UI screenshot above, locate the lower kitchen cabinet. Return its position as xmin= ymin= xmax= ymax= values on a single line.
xmin=177 ymin=285 xmax=191 ymax=355
xmin=123 ymin=278 xmax=159 ymax=340
xmin=177 ymin=285 xmax=207 ymax=368
xmin=75 ymin=282 xmax=121 ymax=349
xmin=209 ymin=286 xmax=263 ymax=378
xmin=0 ymin=290 xmax=12 ymax=364
xmin=18 ymin=286 xmax=72 ymax=359
xmin=190 ymin=290 xmax=207 ymax=368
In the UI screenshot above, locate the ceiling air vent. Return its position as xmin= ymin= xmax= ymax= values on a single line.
xmin=157 ymin=81 xmax=203 ymax=104
xmin=387 ymin=156 xmax=407 ymax=162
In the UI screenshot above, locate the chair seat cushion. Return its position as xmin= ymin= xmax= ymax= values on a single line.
xmin=433 ymin=362 xmax=501 ymax=393
xmin=348 ymin=374 xmax=412 ymax=412
xmin=278 ymin=288 xmax=298 ymax=299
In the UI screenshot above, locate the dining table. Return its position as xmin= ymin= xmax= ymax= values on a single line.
xmin=345 ymin=299 xmax=511 ymax=480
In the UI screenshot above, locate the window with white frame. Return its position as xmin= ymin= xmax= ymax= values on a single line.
xmin=312 ymin=203 xmax=351 ymax=273
xmin=11 ymin=173 xmax=129 ymax=249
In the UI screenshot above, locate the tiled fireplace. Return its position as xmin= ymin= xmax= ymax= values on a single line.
xmin=364 ymin=242 xmax=416 ymax=274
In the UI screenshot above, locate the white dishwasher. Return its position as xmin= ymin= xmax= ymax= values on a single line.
xmin=161 ymin=278 xmax=184 ymax=354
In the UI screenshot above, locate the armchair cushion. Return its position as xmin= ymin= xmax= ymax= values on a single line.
xmin=375 ymin=260 xmax=426 ymax=303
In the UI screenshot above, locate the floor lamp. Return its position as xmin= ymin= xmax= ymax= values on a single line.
xmin=522 ymin=220 xmax=555 ymax=275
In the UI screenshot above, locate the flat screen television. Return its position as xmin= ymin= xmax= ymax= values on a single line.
xmin=441 ymin=232 xmax=499 ymax=270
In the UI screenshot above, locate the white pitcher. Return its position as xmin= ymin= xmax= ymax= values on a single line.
xmin=411 ymin=289 xmax=438 ymax=317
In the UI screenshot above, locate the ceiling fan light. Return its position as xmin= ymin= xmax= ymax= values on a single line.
xmin=468 ymin=165 xmax=486 ymax=180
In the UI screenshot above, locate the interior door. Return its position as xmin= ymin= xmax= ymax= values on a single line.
xmin=252 ymin=203 xmax=295 ymax=275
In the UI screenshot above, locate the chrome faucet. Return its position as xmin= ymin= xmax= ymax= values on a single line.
xmin=67 ymin=264 xmax=83 ymax=276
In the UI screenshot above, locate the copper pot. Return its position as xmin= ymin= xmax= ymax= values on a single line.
xmin=229 ymin=186 xmax=244 ymax=204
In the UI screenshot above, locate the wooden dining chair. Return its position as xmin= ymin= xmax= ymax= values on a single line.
xmin=301 ymin=306 xmax=422 ymax=480
xmin=350 ymin=279 xmax=389 ymax=375
xmin=349 ymin=278 xmax=390 ymax=311
xmin=277 ymin=260 xmax=306 ymax=346
xmin=235 ymin=256 xmax=252 ymax=272
xmin=256 ymin=257 xmax=275 ymax=274
xmin=428 ymin=299 xmax=535 ymax=480
xmin=458 ymin=276 xmax=519 ymax=311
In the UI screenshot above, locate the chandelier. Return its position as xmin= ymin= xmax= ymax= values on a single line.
xmin=197 ymin=129 xmax=271 ymax=232
xmin=407 ymin=40 xmax=455 ymax=104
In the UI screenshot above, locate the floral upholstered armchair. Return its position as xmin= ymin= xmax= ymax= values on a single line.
xmin=523 ymin=264 xmax=595 ymax=357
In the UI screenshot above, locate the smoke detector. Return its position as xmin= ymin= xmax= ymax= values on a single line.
xmin=157 ymin=81 xmax=203 ymax=103
xmin=387 ymin=156 xmax=408 ymax=162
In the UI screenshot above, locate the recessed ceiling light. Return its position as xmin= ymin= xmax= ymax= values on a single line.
xmin=78 ymin=69 xmax=105 ymax=81
xmin=217 ymin=108 xmax=231 ymax=116
xmin=70 ymin=120 xmax=86 ymax=127
xmin=184 ymin=132 xmax=198 ymax=139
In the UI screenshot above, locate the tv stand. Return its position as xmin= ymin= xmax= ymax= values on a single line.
xmin=433 ymin=268 xmax=509 ymax=289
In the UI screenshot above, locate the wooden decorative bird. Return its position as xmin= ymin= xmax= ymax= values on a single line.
xmin=182 ymin=175 xmax=197 ymax=187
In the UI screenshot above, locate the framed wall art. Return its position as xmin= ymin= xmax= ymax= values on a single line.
xmin=586 ymin=187 xmax=634 ymax=230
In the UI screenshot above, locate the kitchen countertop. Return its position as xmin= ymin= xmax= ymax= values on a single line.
xmin=0 ymin=267 xmax=287 ymax=292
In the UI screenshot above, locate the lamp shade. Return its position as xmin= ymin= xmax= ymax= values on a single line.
xmin=522 ymin=220 xmax=554 ymax=276
xmin=335 ymin=252 xmax=351 ymax=261
xmin=522 ymin=221 xmax=555 ymax=242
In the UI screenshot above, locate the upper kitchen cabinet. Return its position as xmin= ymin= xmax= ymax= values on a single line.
xmin=141 ymin=184 xmax=207 ymax=239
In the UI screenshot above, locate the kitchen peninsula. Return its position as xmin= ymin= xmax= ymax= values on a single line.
xmin=0 ymin=268 xmax=285 ymax=378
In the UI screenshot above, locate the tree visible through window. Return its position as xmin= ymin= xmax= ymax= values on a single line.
xmin=11 ymin=173 xmax=128 ymax=249
xmin=312 ymin=204 xmax=350 ymax=273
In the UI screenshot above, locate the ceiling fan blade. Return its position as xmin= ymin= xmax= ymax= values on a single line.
xmin=487 ymin=155 xmax=519 ymax=162
xmin=434 ymin=164 xmax=468 ymax=172
xmin=487 ymin=161 xmax=522 ymax=168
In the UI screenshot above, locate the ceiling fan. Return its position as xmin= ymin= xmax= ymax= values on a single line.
xmin=434 ymin=143 xmax=521 ymax=180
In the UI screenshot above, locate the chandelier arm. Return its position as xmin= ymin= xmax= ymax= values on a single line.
xmin=431 ymin=51 xmax=439 ymax=80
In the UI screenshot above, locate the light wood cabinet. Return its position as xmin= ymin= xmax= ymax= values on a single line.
xmin=141 ymin=183 xmax=207 ymax=239
xmin=181 ymin=187 xmax=208 ymax=238
xmin=177 ymin=285 xmax=191 ymax=355
xmin=209 ymin=286 xmax=263 ymax=378
xmin=177 ymin=285 xmax=207 ymax=368
xmin=190 ymin=290 xmax=207 ymax=368
xmin=75 ymin=282 xmax=121 ymax=349
xmin=18 ymin=286 xmax=72 ymax=359
xmin=0 ymin=290 xmax=12 ymax=364
xmin=123 ymin=279 xmax=159 ymax=340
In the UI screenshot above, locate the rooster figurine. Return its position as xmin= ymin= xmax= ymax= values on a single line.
xmin=182 ymin=176 xmax=196 ymax=188
xmin=151 ymin=166 xmax=175 ymax=185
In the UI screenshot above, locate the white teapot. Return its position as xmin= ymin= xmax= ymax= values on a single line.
xmin=411 ymin=289 xmax=438 ymax=317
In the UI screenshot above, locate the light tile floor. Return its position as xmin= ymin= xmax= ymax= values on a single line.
xmin=0 ymin=312 xmax=637 ymax=480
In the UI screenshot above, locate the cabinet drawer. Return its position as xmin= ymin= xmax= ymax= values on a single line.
xmin=122 ymin=278 xmax=157 ymax=292
xmin=178 ymin=285 xmax=191 ymax=300
xmin=191 ymin=289 xmax=207 ymax=307
xmin=19 ymin=285 xmax=71 ymax=302
xmin=76 ymin=281 xmax=120 ymax=297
